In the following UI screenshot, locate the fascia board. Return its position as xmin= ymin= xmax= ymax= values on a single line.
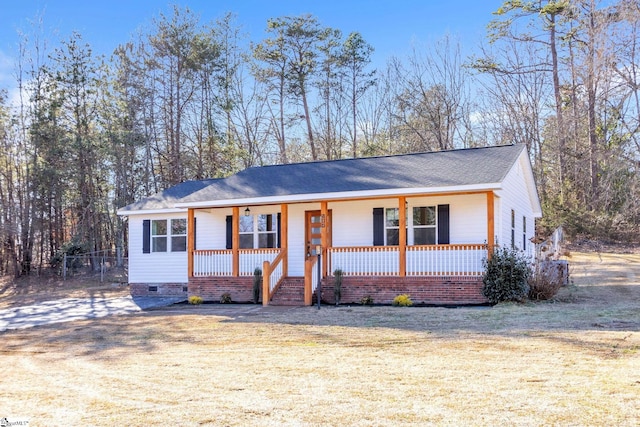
xmin=175 ymin=183 xmax=502 ymax=209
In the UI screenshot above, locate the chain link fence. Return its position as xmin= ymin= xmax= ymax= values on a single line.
xmin=63 ymin=249 xmax=128 ymax=283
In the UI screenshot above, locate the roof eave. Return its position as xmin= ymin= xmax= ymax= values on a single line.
xmin=117 ymin=208 xmax=188 ymax=216
xmin=175 ymin=183 xmax=502 ymax=209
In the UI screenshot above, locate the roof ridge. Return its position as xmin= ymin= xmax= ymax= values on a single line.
xmin=244 ymin=143 xmax=520 ymax=171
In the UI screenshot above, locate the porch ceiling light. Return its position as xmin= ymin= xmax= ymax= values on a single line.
xmin=244 ymin=207 xmax=251 ymax=217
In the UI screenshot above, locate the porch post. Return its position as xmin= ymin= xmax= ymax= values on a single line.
xmin=487 ymin=191 xmax=495 ymax=259
xmin=281 ymin=203 xmax=288 ymax=276
xmin=232 ymin=206 xmax=239 ymax=276
xmin=399 ymin=196 xmax=406 ymax=277
xmin=321 ymin=201 xmax=328 ymax=278
xmin=187 ymin=208 xmax=195 ymax=278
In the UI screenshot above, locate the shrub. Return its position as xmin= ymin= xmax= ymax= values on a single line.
xmin=482 ymin=247 xmax=531 ymax=303
xmin=360 ymin=295 xmax=374 ymax=306
xmin=188 ymin=295 xmax=203 ymax=305
xmin=220 ymin=292 xmax=232 ymax=304
xmin=528 ymin=261 xmax=565 ymax=301
xmin=333 ymin=269 xmax=343 ymax=305
xmin=392 ymin=294 xmax=413 ymax=307
xmin=253 ymin=268 xmax=262 ymax=304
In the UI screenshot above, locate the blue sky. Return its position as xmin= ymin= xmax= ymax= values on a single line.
xmin=0 ymin=1 xmax=500 ymax=91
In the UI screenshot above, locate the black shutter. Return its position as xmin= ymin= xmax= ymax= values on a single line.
xmin=193 ymin=217 xmax=197 ymax=251
xmin=437 ymin=204 xmax=450 ymax=244
xmin=226 ymin=215 xmax=233 ymax=249
xmin=373 ymin=208 xmax=384 ymax=246
xmin=277 ymin=212 xmax=282 ymax=248
xmin=142 ymin=219 xmax=151 ymax=253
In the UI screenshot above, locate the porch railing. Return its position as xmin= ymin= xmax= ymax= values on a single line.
xmin=406 ymin=244 xmax=487 ymax=276
xmin=193 ymin=249 xmax=232 ymax=276
xmin=262 ymin=249 xmax=286 ymax=306
xmin=329 ymin=244 xmax=487 ymax=277
xmin=193 ymin=248 xmax=280 ymax=276
xmin=328 ymin=246 xmax=399 ymax=276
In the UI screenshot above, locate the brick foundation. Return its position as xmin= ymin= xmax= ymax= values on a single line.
xmin=130 ymin=283 xmax=188 ymax=297
xmin=321 ymin=276 xmax=487 ymax=305
xmin=188 ymin=276 xmax=256 ymax=303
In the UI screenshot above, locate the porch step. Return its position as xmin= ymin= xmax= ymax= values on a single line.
xmin=270 ymin=276 xmax=305 ymax=306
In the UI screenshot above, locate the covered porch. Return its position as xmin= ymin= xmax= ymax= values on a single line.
xmin=185 ymin=192 xmax=496 ymax=306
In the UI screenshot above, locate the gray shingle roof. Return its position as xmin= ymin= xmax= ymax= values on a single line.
xmin=119 ymin=144 xmax=526 ymax=212
xmin=118 ymin=179 xmax=220 ymax=212
xmin=182 ymin=144 xmax=525 ymax=203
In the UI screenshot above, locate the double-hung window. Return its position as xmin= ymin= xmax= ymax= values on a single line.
xmin=375 ymin=204 xmax=449 ymax=247
xmin=151 ymin=219 xmax=186 ymax=252
xmin=239 ymin=214 xmax=278 ymax=249
xmin=413 ymin=206 xmax=436 ymax=245
xmin=511 ymin=209 xmax=516 ymax=249
xmin=385 ymin=208 xmax=401 ymax=245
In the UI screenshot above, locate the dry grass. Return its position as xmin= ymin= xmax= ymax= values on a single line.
xmin=1 ymin=251 xmax=640 ymax=426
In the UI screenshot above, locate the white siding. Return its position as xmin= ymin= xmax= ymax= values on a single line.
xmin=128 ymin=212 xmax=188 ymax=283
xmin=330 ymin=195 xmax=488 ymax=247
xmin=195 ymin=208 xmax=231 ymax=250
xmin=496 ymin=152 xmax=538 ymax=256
xmin=287 ymin=203 xmax=319 ymax=276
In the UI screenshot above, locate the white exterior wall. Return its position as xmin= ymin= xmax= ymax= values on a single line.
xmin=195 ymin=208 xmax=231 ymax=250
xmin=128 ymin=212 xmax=189 ymax=283
xmin=287 ymin=203 xmax=319 ymax=276
xmin=495 ymin=152 xmax=538 ymax=257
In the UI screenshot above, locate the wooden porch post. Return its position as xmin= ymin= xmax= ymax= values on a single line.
xmin=232 ymin=206 xmax=239 ymax=276
xmin=321 ymin=201 xmax=328 ymax=278
xmin=487 ymin=191 xmax=495 ymax=259
xmin=187 ymin=208 xmax=195 ymax=278
xmin=281 ymin=203 xmax=288 ymax=276
xmin=399 ymin=196 xmax=406 ymax=277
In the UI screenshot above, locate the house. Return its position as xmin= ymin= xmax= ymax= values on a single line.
xmin=117 ymin=144 xmax=541 ymax=306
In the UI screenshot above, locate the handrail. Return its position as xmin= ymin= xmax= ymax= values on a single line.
xmin=304 ymin=256 xmax=319 ymax=306
xmin=262 ymin=249 xmax=286 ymax=306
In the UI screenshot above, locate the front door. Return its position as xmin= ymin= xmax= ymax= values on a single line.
xmin=305 ymin=210 xmax=332 ymax=259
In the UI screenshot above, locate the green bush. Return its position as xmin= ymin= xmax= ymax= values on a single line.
xmin=333 ymin=269 xmax=343 ymax=305
xmin=360 ymin=295 xmax=374 ymax=306
xmin=220 ymin=292 xmax=233 ymax=304
xmin=188 ymin=295 xmax=203 ymax=305
xmin=482 ymin=247 xmax=531 ymax=303
xmin=392 ymin=294 xmax=413 ymax=307
xmin=253 ymin=268 xmax=262 ymax=304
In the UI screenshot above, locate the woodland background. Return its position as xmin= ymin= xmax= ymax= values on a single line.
xmin=1 ymin=1 xmax=639 ymax=277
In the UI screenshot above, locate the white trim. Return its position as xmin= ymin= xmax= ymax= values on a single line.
xmin=117 ymin=208 xmax=188 ymax=216
xmin=174 ymin=183 xmax=502 ymax=209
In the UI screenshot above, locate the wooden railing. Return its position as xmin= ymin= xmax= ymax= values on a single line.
xmin=328 ymin=246 xmax=400 ymax=276
xmin=262 ymin=249 xmax=286 ymax=306
xmin=193 ymin=249 xmax=232 ymax=276
xmin=406 ymin=244 xmax=487 ymax=276
xmin=304 ymin=256 xmax=320 ymax=306
xmin=329 ymin=244 xmax=487 ymax=277
xmin=193 ymin=248 xmax=280 ymax=276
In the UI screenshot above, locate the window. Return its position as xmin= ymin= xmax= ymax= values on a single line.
xmin=511 ymin=209 xmax=516 ymax=249
xmin=239 ymin=214 xmax=278 ymax=249
xmin=151 ymin=220 xmax=167 ymax=252
xmin=374 ymin=205 xmax=449 ymax=247
xmin=385 ymin=208 xmax=400 ymax=245
xmin=522 ymin=216 xmax=527 ymax=251
xmin=151 ymin=219 xmax=186 ymax=252
xmin=171 ymin=219 xmax=187 ymax=251
xmin=413 ymin=206 xmax=436 ymax=245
